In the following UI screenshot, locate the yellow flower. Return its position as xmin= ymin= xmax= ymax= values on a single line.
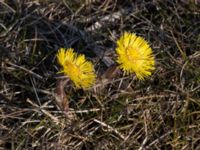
xmin=115 ymin=32 xmax=155 ymax=80
xmin=57 ymin=48 xmax=96 ymax=89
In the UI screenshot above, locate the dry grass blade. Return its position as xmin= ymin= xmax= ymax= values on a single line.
xmin=93 ymin=119 xmax=125 ymax=140
xmin=5 ymin=61 xmax=43 ymax=79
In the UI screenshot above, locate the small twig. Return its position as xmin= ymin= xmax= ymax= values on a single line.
xmin=145 ymin=131 xmax=173 ymax=149
xmin=93 ymin=76 xmax=130 ymax=89
xmin=0 ymin=1 xmax=16 ymax=13
xmin=41 ymin=109 xmax=60 ymax=124
xmin=26 ymin=98 xmax=62 ymax=125
xmin=69 ymin=108 xmax=105 ymax=114
xmin=131 ymin=94 xmax=177 ymax=101
xmin=171 ymin=31 xmax=187 ymax=60
xmin=30 ymin=76 xmax=41 ymax=106
xmin=74 ymin=0 xmax=98 ymax=16
xmin=5 ymin=61 xmax=43 ymax=80
xmin=139 ymin=110 xmax=149 ymax=150
xmin=93 ymin=119 xmax=125 ymax=139
xmin=86 ymin=10 xmax=126 ymax=31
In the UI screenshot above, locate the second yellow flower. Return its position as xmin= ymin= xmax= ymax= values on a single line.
xmin=115 ymin=32 xmax=155 ymax=80
xmin=57 ymin=48 xmax=96 ymax=89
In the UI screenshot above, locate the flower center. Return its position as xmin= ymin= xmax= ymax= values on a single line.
xmin=126 ymin=46 xmax=141 ymax=62
xmin=65 ymin=60 xmax=80 ymax=75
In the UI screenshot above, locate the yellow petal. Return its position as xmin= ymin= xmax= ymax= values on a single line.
xmin=115 ymin=32 xmax=155 ymax=79
xmin=56 ymin=48 xmax=96 ymax=89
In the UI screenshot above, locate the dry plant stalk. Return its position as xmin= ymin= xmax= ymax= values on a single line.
xmin=102 ymin=64 xmax=121 ymax=79
xmin=54 ymin=79 xmax=69 ymax=112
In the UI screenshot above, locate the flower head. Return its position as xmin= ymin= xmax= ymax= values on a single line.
xmin=115 ymin=32 xmax=155 ymax=80
xmin=57 ymin=48 xmax=96 ymax=89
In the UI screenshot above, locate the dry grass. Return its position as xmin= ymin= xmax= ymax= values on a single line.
xmin=0 ymin=0 xmax=200 ymax=149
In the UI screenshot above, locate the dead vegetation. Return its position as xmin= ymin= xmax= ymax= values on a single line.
xmin=0 ymin=0 xmax=200 ymax=149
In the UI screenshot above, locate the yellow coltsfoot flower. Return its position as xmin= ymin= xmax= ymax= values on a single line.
xmin=115 ymin=32 xmax=155 ymax=80
xmin=57 ymin=48 xmax=96 ymax=89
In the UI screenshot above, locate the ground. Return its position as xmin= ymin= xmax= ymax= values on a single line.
xmin=0 ymin=0 xmax=200 ymax=150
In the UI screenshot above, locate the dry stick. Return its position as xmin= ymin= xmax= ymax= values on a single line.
xmin=171 ymin=31 xmax=187 ymax=60
xmin=139 ymin=110 xmax=149 ymax=150
xmin=26 ymin=98 xmax=62 ymax=125
xmin=70 ymin=108 xmax=103 ymax=114
xmin=180 ymin=60 xmax=189 ymax=90
xmin=146 ymin=125 xmax=199 ymax=149
xmin=30 ymin=76 xmax=42 ymax=106
xmin=145 ymin=130 xmax=173 ymax=149
xmin=5 ymin=61 xmax=43 ymax=79
xmin=190 ymin=85 xmax=200 ymax=93
xmin=86 ymin=9 xmax=126 ymax=32
xmin=0 ymin=1 xmax=16 ymax=13
xmin=93 ymin=76 xmax=130 ymax=88
xmin=74 ymin=0 xmax=99 ymax=16
xmin=121 ymin=125 xmax=139 ymax=146
xmin=93 ymin=119 xmax=125 ymax=139
xmin=132 ymin=94 xmax=177 ymax=101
